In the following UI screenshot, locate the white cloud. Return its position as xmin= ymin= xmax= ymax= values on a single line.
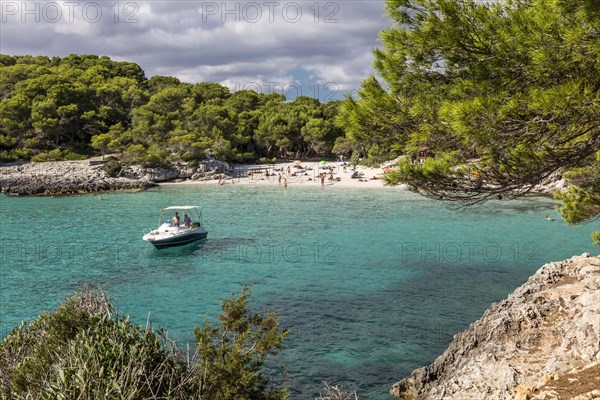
xmin=0 ymin=0 xmax=390 ymax=100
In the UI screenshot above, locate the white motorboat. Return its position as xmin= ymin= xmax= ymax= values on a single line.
xmin=142 ymin=206 xmax=208 ymax=249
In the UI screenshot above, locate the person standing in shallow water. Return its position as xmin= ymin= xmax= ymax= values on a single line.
xmin=283 ymin=178 xmax=288 ymax=189
xmin=278 ymin=173 xmax=282 ymax=185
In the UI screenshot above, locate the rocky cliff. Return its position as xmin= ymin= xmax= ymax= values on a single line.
xmin=391 ymin=253 xmax=600 ymax=400
xmin=0 ymin=159 xmax=231 ymax=195
xmin=0 ymin=160 xmax=156 ymax=195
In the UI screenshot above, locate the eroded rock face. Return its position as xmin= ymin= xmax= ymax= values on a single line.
xmin=0 ymin=159 xmax=233 ymax=195
xmin=391 ymin=253 xmax=600 ymax=400
xmin=120 ymin=166 xmax=180 ymax=182
xmin=0 ymin=161 xmax=156 ymax=195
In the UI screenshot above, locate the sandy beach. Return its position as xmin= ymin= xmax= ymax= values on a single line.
xmin=159 ymin=161 xmax=406 ymax=190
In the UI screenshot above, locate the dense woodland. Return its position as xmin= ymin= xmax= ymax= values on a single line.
xmin=0 ymin=54 xmax=345 ymax=165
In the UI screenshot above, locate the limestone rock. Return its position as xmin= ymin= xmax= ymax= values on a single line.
xmin=0 ymin=158 xmax=233 ymax=195
xmin=391 ymin=254 xmax=600 ymax=400
xmin=0 ymin=160 xmax=156 ymax=195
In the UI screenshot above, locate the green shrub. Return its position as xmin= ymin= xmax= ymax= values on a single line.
xmin=45 ymin=316 xmax=192 ymax=399
xmin=0 ymin=285 xmax=108 ymax=397
xmin=592 ymin=231 xmax=600 ymax=246
xmin=0 ymin=151 xmax=18 ymax=163
xmin=194 ymin=284 xmax=289 ymax=400
xmin=257 ymin=157 xmax=278 ymax=164
xmin=31 ymin=148 xmax=63 ymax=162
xmin=61 ymin=150 xmax=88 ymax=160
xmin=10 ymin=148 xmax=33 ymax=160
xmin=31 ymin=149 xmax=87 ymax=162
xmin=100 ymin=157 xmax=122 ymax=177
xmin=0 ymin=284 xmax=289 ymax=399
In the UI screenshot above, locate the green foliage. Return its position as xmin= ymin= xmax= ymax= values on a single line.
xmin=592 ymin=232 xmax=600 ymax=246
xmin=100 ymin=157 xmax=122 ymax=177
xmin=45 ymin=317 xmax=191 ymax=399
xmin=0 ymin=54 xmax=344 ymax=164
xmin=345 ymin=0 xmax=600 ymax=242
xmin=194 ymin=285 xmax=289 ymax=400
xmin=31 ymin=148 xmax=87 ymax=162
xmin=0 ymin=284 xmax=289 ymax=399
xmin=555 ymin=162 xmax=600 ymax=243
xmin=0 ymin=285 xmax=111 ymax=397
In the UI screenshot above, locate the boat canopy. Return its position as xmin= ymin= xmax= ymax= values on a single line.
xmin=161 ymin=206 xmax=200 ymax=211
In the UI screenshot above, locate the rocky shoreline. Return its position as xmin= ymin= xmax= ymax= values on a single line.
xmin=0 ymin=159 xmax=231 ymax=196
xmin=0 ymin=159 xmax=565 ymax=196
xmin=391 ymin=253 xmax=600 ymax=400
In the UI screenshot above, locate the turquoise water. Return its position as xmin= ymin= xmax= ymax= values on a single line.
xmin=0 ymin=185 xmax=597 ymax=398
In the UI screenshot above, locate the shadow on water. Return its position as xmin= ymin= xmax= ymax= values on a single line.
xmin=261 ymin=258 xmax=540 ymax=399
xmin=142 ymin=237 xmax=260 ymax=268
xmin=191 ymin=237 xmax=257 ymax=257
xmin=144 ymin=237 xmax=259 ymax=261
xmin=146 ymin=238 xmax=209 ymax=258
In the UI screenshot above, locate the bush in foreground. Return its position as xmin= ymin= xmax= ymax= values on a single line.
xmin=0 ymin=284 xmax=289 ymax=399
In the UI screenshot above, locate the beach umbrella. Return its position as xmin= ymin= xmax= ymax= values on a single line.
xmin=319 ymin=160 xmax=327 ymax=166
xmin=293 ymin=160 xmax=302 ymax=165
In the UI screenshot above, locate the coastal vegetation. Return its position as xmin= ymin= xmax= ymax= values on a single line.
xmin=340 ymin=0 xmax=599 ymax=242
xmin=0 ymin=285 xmax=289 ymax=400
xmin=0 ymin=54 xmax=343 ymax=165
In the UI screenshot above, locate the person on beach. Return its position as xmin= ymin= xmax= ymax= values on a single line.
xmin=320 ymin=174 xmax=325 ymax=186
xmin=172 ymin=212 xmax=180 ymax=227
xmin=287 ymin=166 xmax=291 ymax=175
xmin=183 ymin=213 xmax=192 ymax=227
xmin=218 ymin=175 xmax=222 ymax=185
xmin=278 ymin=173 xmax=282 ymax=185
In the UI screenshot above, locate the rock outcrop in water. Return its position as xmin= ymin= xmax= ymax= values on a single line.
xmin=0 ymin=160 xmax=156 ymax=195
xmin=0 ymin=159 xmax=233 ymax=195
xmin=391 ymin=253 xmax=600 ymax=400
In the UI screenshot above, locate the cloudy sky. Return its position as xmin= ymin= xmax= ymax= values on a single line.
xmin=0 ymin=1 xmax=390 ymax=100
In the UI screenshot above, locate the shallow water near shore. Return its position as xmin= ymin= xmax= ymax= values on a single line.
xmin=0 ymin=185 xmax=597 ymax=399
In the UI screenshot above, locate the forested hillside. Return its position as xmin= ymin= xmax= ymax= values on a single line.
xmin=0 ymin=54 xmax=344 ymax=165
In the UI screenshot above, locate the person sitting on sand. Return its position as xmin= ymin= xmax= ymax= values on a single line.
xmin=172 ymin=212 xmax=180 ymax=227
xmin=183 ymin=213 xmax=192 ymax=227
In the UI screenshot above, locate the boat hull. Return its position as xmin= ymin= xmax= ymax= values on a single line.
xmin=143 ymin=228 xmax=208 ymax=249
